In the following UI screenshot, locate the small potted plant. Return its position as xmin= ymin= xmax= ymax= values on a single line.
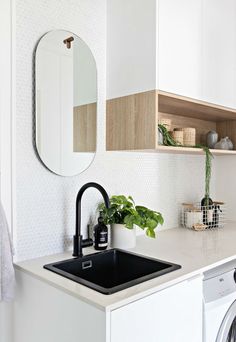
xmin=98 ymin=195 xmax=164 ymax=249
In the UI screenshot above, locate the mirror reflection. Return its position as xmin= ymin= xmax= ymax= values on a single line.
xmin=35 ymin=30 xmax=97 ymax=176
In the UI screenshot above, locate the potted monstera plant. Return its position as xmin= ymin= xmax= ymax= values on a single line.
xmin=98 ymin=195 xmax=164 ymax=249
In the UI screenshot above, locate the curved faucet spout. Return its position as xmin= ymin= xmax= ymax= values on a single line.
xmin=73 ymin=182 xmax=110 ymax=257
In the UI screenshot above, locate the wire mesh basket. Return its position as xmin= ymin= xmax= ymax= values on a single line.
xmin=181 ymin=202 xmax=226 ymax=231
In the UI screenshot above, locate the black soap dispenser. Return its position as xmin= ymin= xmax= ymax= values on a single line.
xmin=93 ymin=213 xmax=108 ymax=251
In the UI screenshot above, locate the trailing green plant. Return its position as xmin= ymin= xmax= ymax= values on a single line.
xmin=204 ymin=147 xmax=213 ymax=203
xmin=158 ymin=124 xmax=181 ymax=146
xmin=158 ymin=123 xmax=214 ymax=205
xmin=98 ymin=195 xmax=164 ymax=238
xmin=195 ymin=144 xmax=213 ymax=205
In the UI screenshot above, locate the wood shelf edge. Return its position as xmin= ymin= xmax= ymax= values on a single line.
xmin=156 ymin=145 xmax=236 ymax=156
xmin=107 ymin=145 xmax=236 ymax=156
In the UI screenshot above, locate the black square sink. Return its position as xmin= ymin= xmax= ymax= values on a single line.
xmin=44 ymin=249 xmax=181 ymax=295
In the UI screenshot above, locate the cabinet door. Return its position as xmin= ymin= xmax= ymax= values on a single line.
xmin=14 ymin=270 xmax=106 ymax=342
xmin=158 ymin=0 xmax=202 ymax=100
xmin=202 ymin=0 xmax=236 ymax=108
xmin=107 ymin=0 xmax=157 ymax=99
xmin=111 ymin=276 xmax=202 ymax=342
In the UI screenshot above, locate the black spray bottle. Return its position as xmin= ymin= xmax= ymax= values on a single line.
xmin=93 ymin=213 xmax=108 ymax=250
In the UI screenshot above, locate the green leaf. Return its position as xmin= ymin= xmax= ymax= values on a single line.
xmin=158 ymin=215 xmax=164 ymax=225
xmin=128 ymin=196 xmax=135 ymax=206
xmin=124 ymin=214 xmax=135 ymax=229
xmin=154 ymin=213 xmax=164 ymax=225
xmin=145 ymin=218 xmax=158 ymax=229
xmin=146 ymin=228 xmax=156 ymax=238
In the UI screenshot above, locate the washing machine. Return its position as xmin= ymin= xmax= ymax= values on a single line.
xmin=203 ymin=260 xmax=236 ymax=342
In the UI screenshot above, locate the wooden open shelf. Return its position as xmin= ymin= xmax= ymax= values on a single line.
xmin=158 ymin=90 xmax=236 ymax=122
xmin=106 ymin=90 xmax=236 ymax=155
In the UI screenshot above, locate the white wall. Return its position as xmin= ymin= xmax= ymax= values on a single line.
xmin=0 ymin=0 xmax=14 ymax=229
xmin=0 ymin=1 xmax=14 ymax=339
xmin=216 ymin=158 xmax=236 ymax=221
xmin=14 ymin=0 xmax=107 ymax=261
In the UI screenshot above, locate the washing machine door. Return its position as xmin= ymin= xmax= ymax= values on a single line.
xmin=217 ymin=300 xmax=236 ymax=342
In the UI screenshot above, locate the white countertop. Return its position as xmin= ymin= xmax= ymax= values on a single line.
xmin=15 ymin=222 xmax=236 ymax=312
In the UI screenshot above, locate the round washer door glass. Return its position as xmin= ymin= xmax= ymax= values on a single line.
xmin=217 ymin=300 xmax=236 ymax=342
xmin=227 ymin=317 xmax=236 ymax=342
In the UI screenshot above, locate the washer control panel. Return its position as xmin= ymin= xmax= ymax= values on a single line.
xmin=203 ymin=269 xmax=236 ymax=303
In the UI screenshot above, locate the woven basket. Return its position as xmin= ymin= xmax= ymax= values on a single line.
xmin=159 ymin=118 xmax=171 ymax=131
xmin=183 ymin=127 xmax=196 ymax=146
xmin=172 ymin=129 xmax=184 ymax=145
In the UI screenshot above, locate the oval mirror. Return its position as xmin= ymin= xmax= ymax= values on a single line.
xmin=35 ymin=30 xmax=97 ymax=176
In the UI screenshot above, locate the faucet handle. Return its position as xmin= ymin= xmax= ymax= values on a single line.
xmin=81 ymin=238 xmax=93 ymax=248
xmin=73 ymin=235 xmax=93 ymax=257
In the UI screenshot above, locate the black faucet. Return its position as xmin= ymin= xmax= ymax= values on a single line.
xmin=73 ymin=182 xmax=110 ymax=257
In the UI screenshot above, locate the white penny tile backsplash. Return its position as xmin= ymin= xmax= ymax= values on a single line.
xmin=14 ymin=0 xmax=216 ymax=261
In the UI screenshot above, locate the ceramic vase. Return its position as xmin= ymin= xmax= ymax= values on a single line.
xmin=206 ymin=131 xmax=218 ymax=148
xmin=214 ymin=137 xmax=231 ymax=150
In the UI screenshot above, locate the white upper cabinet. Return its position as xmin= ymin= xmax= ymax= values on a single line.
xmin=107 ymin=0 xmax=157 ymax=100
xmin=158 ymin=0 xmax=236 ymax=108
xmin=202 ymin=0 xmax=236 ymax=108
xmin=158 ymin=0 xmax=202 ymax=100
xmin=107 ymin=0 xmax=236 ymax=109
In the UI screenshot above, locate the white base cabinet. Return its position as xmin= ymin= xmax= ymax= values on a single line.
xmin=13 ymin=270 xmax=106 ymax=342
xmin=111 ymin=276 xmax=202 ymax=342
xmin=12 ymin=270 xmax=202 ymax=342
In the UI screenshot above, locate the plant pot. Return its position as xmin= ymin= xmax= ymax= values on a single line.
xmin=110 ymin=224 xmax=136 ymax=249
